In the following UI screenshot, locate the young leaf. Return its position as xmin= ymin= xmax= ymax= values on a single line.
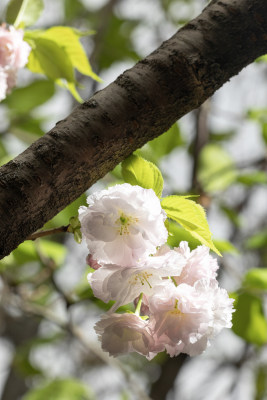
xmin=243 ymin=268 xmax=267 ymax=291
xmin=4 ymin=80 xmax=55 ymax=113
xmin=231 ymin=292 xmax=267 ymax=346
xmin=161 ymin=195 xmax=221 ymax=255
xmin=6 ymin=0 xmax=44 ymax=28
xmin=121 ymin=154 xmax=164 ymax=197
xmin=37 ymin=27 xmax=101 ymax=82
xmin=26 ymin=37 xmax=74 ymax=82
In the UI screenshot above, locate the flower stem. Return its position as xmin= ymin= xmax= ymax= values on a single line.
xmin=171 ymin=276 xmax=178 ymax=287
xmin=27 ymin=225 xmax=70 ymax=240
xmin=135 ymin=293 xmax=143 ymax=316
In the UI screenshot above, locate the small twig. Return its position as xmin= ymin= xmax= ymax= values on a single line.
xmin=27 ymin=225 xmax=70 ymax=241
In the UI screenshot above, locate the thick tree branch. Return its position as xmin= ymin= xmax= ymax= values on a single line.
xmin=1 ymin=0 xmax=267 ymax=259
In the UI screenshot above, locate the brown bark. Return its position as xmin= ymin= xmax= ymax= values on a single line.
xmin=1 ymin=0 xmax=267 ymax=259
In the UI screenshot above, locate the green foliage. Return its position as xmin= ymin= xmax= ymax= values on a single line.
xmin=24 ymin=27 xmax=100 ymax=102
xmin=161 ymin=196 xmax=221 ymax=255
xmin=237 ymin=171 xmax=267 ymax=186
xmin=122 ymin=154 xmax=164 ymax=198
xmin=245 ymin=229 xmax=267 ymax=250
xmin=167 ymin=221 xmax=237 ymax=254
xmin=0 ymin=240 xmax=66 ymax=270
xmin=95 ymin=16 xmax=139 ymax=70
xmin=231 ymin=292 xmax=267 ymax=346
xmin=198 ymin=144 xmax=237 ymax=193
xmin=6 ymin=0 xmax=44 ymax=28
xmin=243 ymin=268 xmax=267 ymax=291
xmin=44 ymin=194 xmax=87 ymax=229
xmin=23 ymin=379 xmax=94 ymax=400
xmin=68 ymin=216 xmax=82 ymax=244
xmin=138 ymin=123 xmax=184 ymax=163
xmin=4 ymin=80 xmax=55 ymax=114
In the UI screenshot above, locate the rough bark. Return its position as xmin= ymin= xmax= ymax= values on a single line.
xmin=1 ymin=0 xmax=267 ymax=259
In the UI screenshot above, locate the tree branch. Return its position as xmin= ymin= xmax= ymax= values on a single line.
xmin=1 ymin=0 xmax=267 ymax=259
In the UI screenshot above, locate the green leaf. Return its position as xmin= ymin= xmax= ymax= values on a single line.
xmin=0 ymin=240 xmax=66 ymax=269
xmin=4 ymin=80 xmax=55 ymax=113
xmin=245 ymin=229 xmax=267 ymax=250
xmin=6 ymin=0 xmax=44 ymax=28
xmin=23 ymin=379 xmax=94 ymax=400
xmin=44 ymin=194 xmax=87 ymax=229
xmin=26 ymin=36 xmax=74 ymax=82
xmin=10 ymin=116 xmax=45 ymax=144
xmin=38 ymin=27 xmax=101 ymax=82
xmin=139 ymin=123 xmax=184 ymax=163
xmin=121 ymin=154 xmax=164 ymax=198
xmin=231 ymin=292 xmax=267 ymax=346
xmin=198 ymin=144 xmax=237 ymax=193
xmin=243 ymin=268 xmax=267 ymax=291
xmin=161 ymin=195 xmax=221 ymax=255
xmin=237 ymin=171 xmax=267 ymax=186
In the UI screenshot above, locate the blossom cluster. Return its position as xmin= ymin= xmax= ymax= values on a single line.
xmin=0 ymin=24 xmax=31 ymax=101
xmin=79 ymin=184 xmax=234 ymax=359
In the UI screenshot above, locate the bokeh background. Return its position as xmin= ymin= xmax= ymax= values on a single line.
xmin=0 ymin=0 xmax=266 ymax=399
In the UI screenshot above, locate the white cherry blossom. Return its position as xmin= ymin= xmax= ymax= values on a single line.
xmin=173 ymin=241 xmax=219 ymax=286
xmin=88 ymin=248 xmax=186 ymax=311
xmin=94 ymin=313 xmax=157 ymax=359
xmin=148 ymin=279 xmax=234 ymax=357
xmin=79 ymin=183 xmax=168 ymax=266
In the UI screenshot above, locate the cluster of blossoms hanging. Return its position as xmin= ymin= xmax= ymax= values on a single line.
xmin=0 ymin=24 xmax=31 ymax=101
xmin=79 ymin=183 xmax=234 ymax=359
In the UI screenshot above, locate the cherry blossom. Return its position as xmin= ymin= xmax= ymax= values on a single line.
xmin=173 ymin=241 xmax=219 ymax=286
xmin=148 ymin=279 xmax=234 ymax=357
xmin=79 ymin=183 xmax=168 ymax=266
xmin=94 ymin=313 xmax=157 ymax=358
xmin=88 ymin=248 xmax=186 ymax=310
xmin=0 ymin=24 xmax=31 ymax=100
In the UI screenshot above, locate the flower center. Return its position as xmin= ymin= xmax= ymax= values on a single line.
xmin=129 ymin=271 xmax=153 ymax=288
xmin=116 ymin=211 xmax=138 ymax=236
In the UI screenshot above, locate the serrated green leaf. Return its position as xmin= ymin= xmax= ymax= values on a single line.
xmin=4 ymin=80 xmax=55 ymax=113
xmin=38 ymin=27 xmax=101 ymax=82
xmin=121 ymin=154 xmax=164 ymax=197
xmin=6 ymin=0 xmax=44 ymax=28
xmin=22 ymin=379 xmax=94 ymax=400
xmin=26 ymin=36 xmax=74 ymax=82
xmin=162 ymin=195 xmax=221 ymax=255
xmin=167 ymin=222 xmax=237 ymax=254
xmin=198 ymin=144 xmax=237 ymax=193
xmin=243 ymin=268 xmax=267 ymax=291
xmin=231 ymin=292 xmax=267 ymax=346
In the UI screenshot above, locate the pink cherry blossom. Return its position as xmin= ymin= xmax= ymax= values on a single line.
xmin=94 ymin=313 xmax=157 ymax=359
xmin=0 ymin=24 xmax=31 ymax=100
xmin=148 ymin=279 xmax=234 ymax=357
xmin=0 ymin=25 xmax=31 ymax=69
xmin=79 ymin=184 xmax=168 ymax=266
xmin=88 ymin=248 xmax=186 ymax=311
xmin=173 ymin=241 xmax=219 ymax=286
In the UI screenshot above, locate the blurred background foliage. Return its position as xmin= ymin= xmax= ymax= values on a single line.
xmin=0 ymin=0 xmax=267 ymax=399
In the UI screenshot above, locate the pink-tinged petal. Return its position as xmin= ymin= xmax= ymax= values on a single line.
xmin=173 ymin=242 xmax=219 ymax=286
xmin=95 ymin=313 xmax=157 ymax=359
xmin=79 ymin=184 xmax=168 ymax=266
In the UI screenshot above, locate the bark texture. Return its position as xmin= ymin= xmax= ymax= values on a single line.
xmin=1 ymin=0 xmax=267 ymax=259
